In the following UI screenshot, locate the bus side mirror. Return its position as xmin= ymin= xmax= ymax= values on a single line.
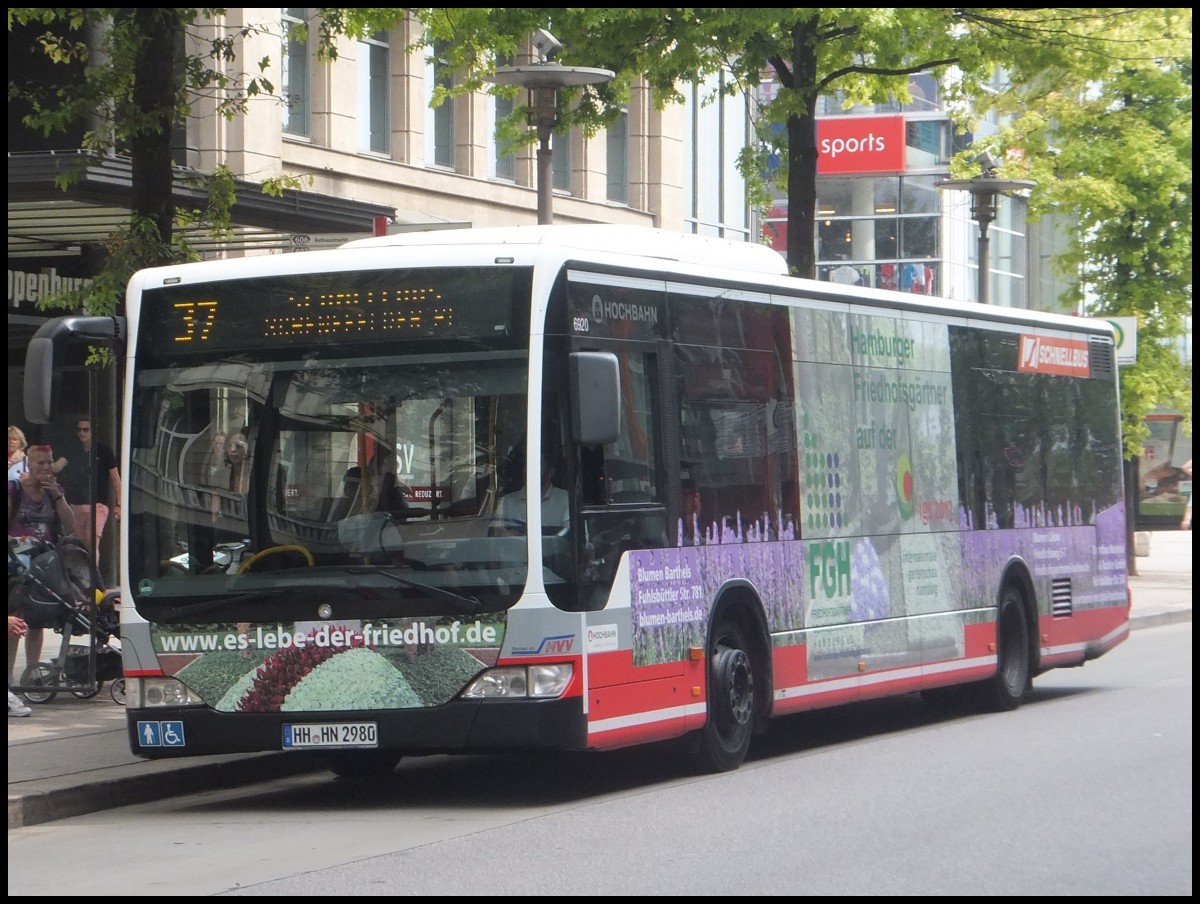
xmin=570 ymin=351 xmax=621 ymax=447
xmin=23 ymin=316 xmax=126 ymax=424
xmin=23 ymin=337 xmax=57 ymax=424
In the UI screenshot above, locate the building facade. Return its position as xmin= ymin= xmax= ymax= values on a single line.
xmin=764 ymin=70 xmax=1055 ymax=311
xmin=11 ymin=11 xmax=1063 ymax=576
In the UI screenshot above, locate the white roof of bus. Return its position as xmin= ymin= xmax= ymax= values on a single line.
xmin=339 ymin=224 xmax=790 ymax=276
xmin=129 ymin=224 xmax=1113 ymax=340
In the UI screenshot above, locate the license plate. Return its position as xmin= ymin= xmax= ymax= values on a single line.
xmin=282 ymin=722 xmax=378 ymax=749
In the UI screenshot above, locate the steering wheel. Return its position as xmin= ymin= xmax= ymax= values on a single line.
xmin=236 ymin=544 xmax=315 ymax=574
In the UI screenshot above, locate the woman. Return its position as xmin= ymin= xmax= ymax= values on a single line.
xmin=211 ymin=431 xmax=250 ymax=527
xmin=7 ymin=425 xmax=28 ymax=481
xmin=200 ymin=431 xmax=227 ymax=489
xmin=226 ymin=432 xmax=251 ymax=494
xmin=7 ymin=444 xmax=75 ymax=688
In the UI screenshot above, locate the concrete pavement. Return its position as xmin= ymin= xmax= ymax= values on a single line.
xmin=8 ymin=530 xmax=1192 ymax=829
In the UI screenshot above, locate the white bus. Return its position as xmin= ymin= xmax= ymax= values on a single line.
xmin=24 ymin=225 xmax=1130 ymax=776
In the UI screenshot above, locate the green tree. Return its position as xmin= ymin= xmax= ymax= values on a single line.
xmin=985 ymin=26 xmax=1192 ymax=457
xmin=10 ymin=7 xmax=1189 ymax=452
xmin=396 ymin=7 xmax=1191 ymax=463
xmin=8 ymin=7 xmax=329 ymax=316
xmin=398 ymin=8 xmax=1179 ymax=277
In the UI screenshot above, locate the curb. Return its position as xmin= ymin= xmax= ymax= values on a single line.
xmin=1129 ymin=609 xmax=1192 ymax=631
xmin=8 ymin=752 xmax=324 ymax=829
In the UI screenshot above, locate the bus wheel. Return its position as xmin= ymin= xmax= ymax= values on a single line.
xmin=978 ymin=585 xmax=1032 ymax=712
xmin=326 ymin=750 xmax=402 ymax=779
xmin=695 ymin=620 xmax=755 ymax=773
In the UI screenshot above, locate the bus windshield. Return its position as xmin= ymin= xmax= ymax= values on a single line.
xmin=127 ymin=268 xmax=535 ymax=623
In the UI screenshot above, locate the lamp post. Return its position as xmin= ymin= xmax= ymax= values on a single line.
xmin=485 ymin=32 xmax=613 ymax=225
xmin=937 ymin=157 xmax=1035 ymax=305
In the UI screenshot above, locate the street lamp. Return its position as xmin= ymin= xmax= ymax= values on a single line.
xmin=937 ymin=153 xmax=1035 ymax=305
xmin=485 ymin=31 xmax=614 ymax=224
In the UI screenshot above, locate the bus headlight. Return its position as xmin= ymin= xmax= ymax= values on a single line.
xmin=127 ymin=677 xmax=205 ymax=708
xmin=460 ymin=664 xmax=573 ymax=699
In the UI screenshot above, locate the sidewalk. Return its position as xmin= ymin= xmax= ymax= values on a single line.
xmin=8 ymin=531 xmax=1192 ymax=829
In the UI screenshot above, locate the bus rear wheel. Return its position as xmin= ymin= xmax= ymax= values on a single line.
xmin=694 ymin=620 xmax=755 ymax=773
xmin=976 ymin=585 xmax=1032 ymax=712
xmin=325 ymin=750 xmax=402 ymax=779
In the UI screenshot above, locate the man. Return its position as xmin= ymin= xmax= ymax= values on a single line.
xmin=496 ymin=450 xmax=570 ymax=532
xmin=58 ymin=418 xmax=121 ymax=573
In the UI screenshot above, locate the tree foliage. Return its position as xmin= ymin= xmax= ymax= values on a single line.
xmin=8 ymin=8 xmax=293 ymax=315
xmin=396 ymin=9 xmax=1178 ymax=274
xmin=980 ymin=12 xmax=1192 ymax=455
xmin=8 ymin=8 xmax=1191 ymax=454
xmin=951 ymin=13 xmax=1191 ymax=460
xmin=393 ymin=7 xmax=1191 ymax=453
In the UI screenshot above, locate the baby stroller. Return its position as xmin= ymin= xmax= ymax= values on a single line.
xmin=9 ymin=536 xmax=125 ymax=705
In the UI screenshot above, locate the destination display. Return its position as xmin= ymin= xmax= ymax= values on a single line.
xmin=140 ymin=267 xmax=531 ymax=357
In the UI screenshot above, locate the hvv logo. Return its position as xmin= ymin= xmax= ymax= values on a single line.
xmin=511 ymin=634 xmax=576 ymax=656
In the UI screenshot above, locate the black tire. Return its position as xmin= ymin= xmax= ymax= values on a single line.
xmin=72 ymin=685 xmax=101 ymax=700
xmin=977 ymin=585 xmax=1032 ymax=712
xmin=20 ymin=662 xmax=59 ymax=704
xmin=111 ymin=677 xmax=127 ymax=705
xmin=694 ymin=619 xmax=756 ymax=773
xmin=326 ymin=750 xmax=402 ymax=779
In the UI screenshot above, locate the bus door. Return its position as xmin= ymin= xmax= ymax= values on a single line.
xmin=577 ymin=346 xmax=671 ymax=609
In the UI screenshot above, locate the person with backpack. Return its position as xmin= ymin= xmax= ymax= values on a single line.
xmin=7 ymin=444 xmax=75 ymax=687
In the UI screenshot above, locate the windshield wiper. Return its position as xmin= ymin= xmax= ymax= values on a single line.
xmin=153 ymin=589 xmax=290 ymax=622
xmin=344 ymin=565 xmax=482 ymax=614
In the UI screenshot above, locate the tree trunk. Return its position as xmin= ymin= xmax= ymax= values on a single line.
xmin=784 ymin=21 xmax=820 ymax=278
xmin=128 ymin=8 xmax=184 ymax=256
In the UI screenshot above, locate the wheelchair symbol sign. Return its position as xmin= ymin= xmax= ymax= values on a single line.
xmin=137 ymin=720 xmax=186 ymax=747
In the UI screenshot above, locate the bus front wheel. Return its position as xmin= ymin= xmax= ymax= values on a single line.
xmin=977 ymin=585 xmax=1032 ymax=712
xmin=694 ymin=619 xmax=755 ymax=773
